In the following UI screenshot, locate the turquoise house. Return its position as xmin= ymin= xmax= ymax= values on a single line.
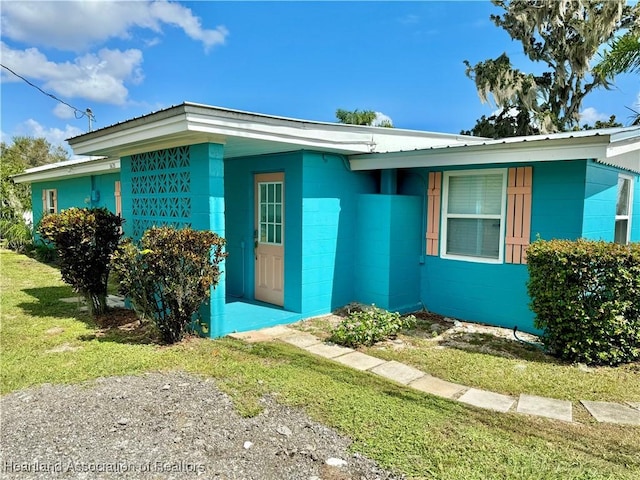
xmin=14 ymin=103 xmax=640 ymax=336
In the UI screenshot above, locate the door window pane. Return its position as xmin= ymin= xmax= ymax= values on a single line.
xmin=258 ymin=181 xmax=284 ymax=245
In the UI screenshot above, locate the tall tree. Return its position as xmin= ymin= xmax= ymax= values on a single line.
xmin=1 ymin=137 xmax=68 ymax=220
xmin=464 ymin=0 xmax=637 ymax=137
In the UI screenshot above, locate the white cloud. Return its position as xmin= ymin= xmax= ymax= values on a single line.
xmin=1 ymin=0 xmax=228 ymax=52
xmin=372 ymin=112 xmax=394 ymax=127
xmin=1 ymin=42 xmax=143 ymax=105
xmin=579 ymin=107 xmax=609 ymax=125
xmin=53 ymin=104 xmax=76 ymax=120
xmin=15 ymin=119 xmax=84 ymax=151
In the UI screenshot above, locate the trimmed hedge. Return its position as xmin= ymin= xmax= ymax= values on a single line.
xmin=527 ymin=239 xmax=640 ymax=366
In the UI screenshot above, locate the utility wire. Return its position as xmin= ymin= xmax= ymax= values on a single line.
xmin=1 ymin=63 xmax=95 ymax=123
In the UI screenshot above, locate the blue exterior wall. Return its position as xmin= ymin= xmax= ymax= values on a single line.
xmin=224 ymin=150 xmax=376 ymax=331
xmin=120 ymin=143 xmax=226 ymax=337
xmin=394 ymin=160 xmax=640 ymax=333
xmin=531 ymin=160 xmax=585 ymax=240
xmin=31 ymin=173 xmax=120 ymax=225
xmin=632 ymin=174 xmax=640 ymax=242
xmin=224 ymin=151 xmax=303 ymax=326
xmin=582 ymin=161 xmax=619 ymax=241
xmin=300 ymin=152 xmax=377 ymax=316
xmin=398 ymin=161 xmax=589 ymax=333
xmin=354 ymin=194 xmax=422 ymax=312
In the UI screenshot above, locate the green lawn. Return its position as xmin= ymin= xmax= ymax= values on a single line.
xmin=293 ymin=314 xmax=640 ymax=403
xmin=1 ymin=249 xmax=639 ymax=479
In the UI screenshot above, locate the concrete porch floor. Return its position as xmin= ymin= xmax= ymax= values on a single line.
xmin=223 ymin=298 xmax=302 ymax=334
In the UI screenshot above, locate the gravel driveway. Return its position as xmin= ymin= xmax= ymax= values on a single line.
xmin=0 ymin=371 xmax=402 ymax=480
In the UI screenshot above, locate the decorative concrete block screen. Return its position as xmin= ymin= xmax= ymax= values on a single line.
xmin=130 ymin=146 xmax=192 ymax=238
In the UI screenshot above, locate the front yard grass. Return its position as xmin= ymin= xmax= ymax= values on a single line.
xmin=1 ymin=249 xmax=639 ymax=479
xmin=294 ymin=312 xmax=640 ymax=404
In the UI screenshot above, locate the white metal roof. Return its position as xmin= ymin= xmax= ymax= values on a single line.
xmin=66 ymin=102 xmax=482 ymax=159
xmin=348 ymin=126 xmax=640 ymax=173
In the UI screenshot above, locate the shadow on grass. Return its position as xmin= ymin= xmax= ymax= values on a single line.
xmin=434 ymin=331 xmax=566 ymax=366
xmin=19 ymin=286 xmax=92 ymax=322
xmin=78 ymin=309 xmax=161 ymax=345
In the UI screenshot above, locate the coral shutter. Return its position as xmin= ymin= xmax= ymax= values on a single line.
xmin=505 ymin=167 xmax=532 ymax=264
xmin=42 ymin=190 xmax=46 ymax=213
xmin=426 ymin=171 xmax=442 ymax=256
xmin=114 ymin=181 xmax=122 ymax=216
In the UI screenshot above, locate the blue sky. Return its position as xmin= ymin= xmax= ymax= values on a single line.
xmin=1 ymin=1 xmax=638 ymax=154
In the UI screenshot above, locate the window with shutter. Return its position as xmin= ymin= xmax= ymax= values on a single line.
xmin=441 ymin=169 xmax=507 ymax=263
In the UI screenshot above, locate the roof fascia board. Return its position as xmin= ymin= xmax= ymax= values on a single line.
xmin=348 ymin=138 xmax=609 ymax=171
xmin=70 ymin=115 xmax=188 ymax=156
xmin=12 ymin=158 xmax=121 ymax=183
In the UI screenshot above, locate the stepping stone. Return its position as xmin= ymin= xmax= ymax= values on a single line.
xmin=581 ymin=400 xmax=640 ymax=425
xmin=228 ymin=330 xmax=275 ymax=343
xmin=370 ymin=360 xmax=425 ymax=385
xmin=304 ymin=343 xmax=354 ymax=359
xmin=458 ymin=388 xmax=516 ymax=413
xmin=409 ymin=375 xmax=467 ymax=399
xmin=60 ymin=297 xmax=83 ymax=303
xmin=517 ymin=394 xmax=572 ymax=422
xmin=334 ymin=352 xmax=386 ymax=371
xmin=626 ymin=402 xmax=640 ymax=411
xmin=280 ymin=332 xmax=322 ymax=348
xmin=259 ymin=325 xmax=297 ymax=338
xmin=106 ymin=295 xmax=125 ymax=308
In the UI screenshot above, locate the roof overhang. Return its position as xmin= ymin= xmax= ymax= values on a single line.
xmin=67 ymin=102 xmax=482 ymax=159
xmin=12 ymin=157 xmax=120 ymax=184
xmin=348 ymin=127 xmax=640 ymax=174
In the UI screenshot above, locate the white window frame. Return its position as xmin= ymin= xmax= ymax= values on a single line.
xmin=615 ymin=173 xmax=634 ymax=245
xmin=44 ymin=189 xmax=57 ymax=215
xmin=440 ymin=169 xmax=508 ymax=264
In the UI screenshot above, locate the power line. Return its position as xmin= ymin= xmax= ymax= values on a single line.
xmin=1 ymin=63 xmax=95 ymax=127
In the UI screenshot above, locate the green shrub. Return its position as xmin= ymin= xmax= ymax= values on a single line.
xmin=38 ymin=208 xmax=123 ymax=317
xmin=0 ymin=217 xmax=32 ymax=252
xmin=329 ymin=305 xmax=417 ymax=348
xmin=111 ymin=226 xmax=226 ymax=344
xmin=527 ymin=239 xmax=640 ymax=366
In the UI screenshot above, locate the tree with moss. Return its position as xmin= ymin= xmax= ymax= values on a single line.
xmin=464 ymin=1 xmax=637 ymax=137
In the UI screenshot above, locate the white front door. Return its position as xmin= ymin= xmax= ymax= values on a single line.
xmin=254 ymin=173 xmax=284 ymax=306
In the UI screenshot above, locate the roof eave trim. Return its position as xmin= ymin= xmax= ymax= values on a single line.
xmin=12 ymin=158 xmax=121 ymax=183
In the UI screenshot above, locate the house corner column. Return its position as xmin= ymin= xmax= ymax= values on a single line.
xmin=190 ymin=142 xmax=226 ymax=338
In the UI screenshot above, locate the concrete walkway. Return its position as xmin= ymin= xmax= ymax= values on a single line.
xmin=229 ymin=326 xmax=640 ymax=426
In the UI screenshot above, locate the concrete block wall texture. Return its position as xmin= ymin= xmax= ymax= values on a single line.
xmin=224 ymin=151 xmax=303 ymax=317
xmin=354 ymin=194 xmax=422 ymax=313
xmin=582 ymin=161 xmax=621 ymax=241
xmin=300 ymin=152 xmax=377 ymax=316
